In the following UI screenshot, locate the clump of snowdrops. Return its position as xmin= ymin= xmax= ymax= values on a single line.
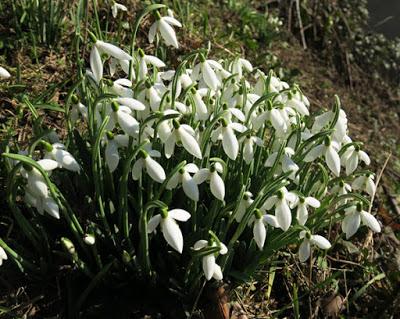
xmin=0 ymin=2 xmax=380 ymax=306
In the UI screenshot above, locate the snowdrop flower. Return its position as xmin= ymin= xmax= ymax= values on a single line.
xmin=137 ymin=49 xmax=166 ymax=80
xmin=148 ymin=11 xmax=182 ymax=48
xmin=193 ymin=162 xmax=225 ymax=201
xmin=95 ymin=39 xmax=132 ymax=61
xmin=0 ymin=247 xmax=7 ymax=266
xmin=230 ymin=57 xmax=253 ymax=80
xmin=148 ymin=208 xmax=191 ymax=253
xmin=70 ymin=96 xmax=88 ymax=123
xmin=293 ymin=196 xmax=320 ymax=225
xmin=167 ymin=163 xmax=199 ymax=201
xmin=242 ymin=134 xmax=263 ymax=164
xmin=298 ymin=231 xmax=331 ymax=262
xmin=235 ymin=191 xmax=254 ymax=222
xmin=90 ymin=45 xmax=103 ymax=84
xmin=261 ymin=187 xmax=297 ymax=231
xmin=21 ymin=159 xmax=58 ymax=198
xmin=0 ymin=66 xmax=11 ymax=79
xmin=192 ymin=56 xmax=223 ymax=91
xmin=304 ymin=137 xmax=341 ymax=177
xmin=252 ymin=103 xmax=289 ymax=135
xmin=111 ymin=1 xmax=127 ymax=18
xmin=161 ymin=119 xmax=202 ymax=159
xmin=312 ymin=109 xmax=348 ymax=144
xmin=190 ymin=87 xmax=210 ymax=120
xmin=24 ymin=189 xmax=60 ymax=219
xmin=342 ymin=203 xmax=381 ymax=239
xmin=211 ymin=119 xmax=246 ymax=160
xmin=104 ymin=132 xmax=128 ymax=172
xmin=340 ymin=145 xmax=370 ymax=175
xmin=132 ymin=149 xmax=166 ymax=183
xmin=331 ymin=180 xmax=352 ymax=197
xmin=352 ymin=174 xmax=376 ymax=197
xmin=110 ymin=78 xmax=133 ymax=97
xmin=248 ymin=209 xmax=267 ymax=250
xmin=265 ymin=147 xmax=299 ymax=179
xmin=43 ymin=142 xmax=80 ymax=172
xmin=193 ymin=239 xmax=227 ymax=281
xmin=285 ymin=92 xmax=309 ymax=116
xmin=111 ymin=101 xmax=140 ymax=136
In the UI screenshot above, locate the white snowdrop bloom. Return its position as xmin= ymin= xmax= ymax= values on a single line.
xmin=235 ymin=191 xmax=254 ymax=222
xmin=24 ymin=188 xmax=60 ymax=219
xmin=114 ymin=97 xmax=146 ymax=112
xmin=231 ymin=57 xmax=253 ymax=80
xmin=111 ymin=2 xmax=127 ymax=18
xmin=293 ymin=196 xmax=320 ymax=226
xmin=90 ymin=45 xmax=103 ymax=84
xmin=104 ymin=133 xmax=129 ymax=173
xmin=331 ymin=180 xmax=352 ymax=197
xmin=312 ymin=109 xmax=348 ymax=144
xmin=132 ymin=149 xmax=166 ymax=183
xmin=352 ymin=174 xmax=376 ymax=197
xmin=298 ymin=231 xmax=331 ymax=262
xmin=285 ymin=92 xmax=309 ymax=116
xmin=193 ymin=239 xmax=227 ymax=281
xmin=70 ymin=99 xmax=88 ymax=123
xmin=147 ymin=208 xmax=191 ymax=253
xmin=304 ymin=138 xmax=341 ymax=177
xmin=83 ymin=234 xmax=96 ymax=245
xmin=241 ymin=134 xmax=263 ymax=164
xmin=192 ymin=57 xmax=223 ymax=91
xmin=193 ymin=162 xmax=225 ymax=201
xmin=0 ymin=247 xmax=7 ymax=266
xmin=111 ymin=102 xmax=140 ymax=136
xmin=44 ymin=143 xmax=80 ymax=172
xmin=190 ymin=87 xmax=210 ymax=120
xmin=268 ymin=75 xmax=290 ymax=93
xmin=248 ymin=209 xmax=267 ymax=250
xmin=21 ymin=159 xmax=58 ymax=198
xmin=265 ymin=147 xmax=299 ymax=179
xmin=137 ymin=49 xmax=166 ymax=80
xmin=162 ymin=119 xmax=202 ymax=159
xmin=261 ymin=187 xmax=297 ymax=231
xmin=148 ymin=11 xmax=182 ymax=48
xmin=95 ymin=40 xmax=132 ymax=61
xmin=166 ymin=163 xmax=199 ymax=201
xmin=252 ymin=105 xmax=289 ymax=135
xmin=111 ymin=78 xmax=133 ymax=98
xmin=0 ymin=66 xmax=11 ymax=79
xmin=340 ymin=145 xmax=370 ymax=175
xmin=211 ymin=119 xmax=246 ymax=160
xmin=341 ymin=203 xmax=381 ymax=239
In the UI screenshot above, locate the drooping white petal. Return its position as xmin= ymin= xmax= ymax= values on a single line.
xmin=161 ymin=217 xmax=184 ymax=253
xmin=169 ymin=209 xmax=191 ymax=221
xmin=346 ymin=152 xmax=358 ymax=175
xmin=27 ymin=170 xmax=48 ymax=198
xmin=212 ymin=264 xmax=223 ymax=280
xmin=193 ymin=240 xmax=208 ymax=250
xmin=263 ymin=214 xmax=280 ymax=228
xmin=299 ymin=240 xmax=311 ymax=262
xmin=144 ymin=55 xmax=166 ymax=68
xmin=43 ymin=197 xmax=60 ymax=219
xmin=37 ymin=159 xmax=59 ymax=171
xmin=325 ymin=145 xmax=341 ymax=176
xmin=253 ymin=218 xmax=266 ymax=250
xmin=304 ymin=145 xmax=325 ymax=162
xmin=145 ymin=157 xmax=166 ymax=183
xmin=222 ymin=126 xmax=238 ymax=160
xmin=202 ymin=61 xmax=220 ymax=91
xmin=276 ymin=201 xmax=291 ymax=231
xmin=178 ymin=127 xmax=202 ymax=159
xmin=305 ymin=197 xmax=320 ymax=208
xmin=359 ymin=151 xmax=371 ymax=165
xmin=117 ymin=110 xmax=139 ymax=136
xmin=193 ymin=169 xmax=210 ymax=184
xmin=96 ymin=40 xmax=132 ymax=61
xmin=365 ymin=177 xmax=376 ymax=197
xmin=0 ymin=66 xmax=11 ymax=79
xmin=53 ymin=149 xmax=80 ymax=172
xmin=90 ymin=46 xmax=103 ymax=84
xmin=202 ymin=254 xmax=216 ymax=280
xmin=182 ymin=173 xmax=199 ymax=201
xmin=148 ymin=22 xmax=158 ymax=44
xmin=210 ymin=171 xmax=225 ymax=201
xmin=311 ymin=235 xmax=331 ymax=249
xmin=116 ymin=97 xmax=146 ymax=111
xmin=262 ymin=196 xmax=278 ymax=210
xmin=131 ymin=159 xmax=144 ymax=180
xmin=159 ymin=18 xmax=179 ymax=48
xmin=147 ymin=214 xmax=161 ymax=233
xmin=342 ymin=213 xmax=360 ymax=239
xmin=296 ymin=204 xmax=308 ymax=226
xmin=360 ymin=211 xmax=381 ymax=233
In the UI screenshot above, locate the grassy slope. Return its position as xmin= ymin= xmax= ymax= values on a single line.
xmin=0 ymin=0 xmax=399 ymax=317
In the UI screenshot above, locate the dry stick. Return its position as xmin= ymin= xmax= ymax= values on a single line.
xmin=295 ymin=0 xmax=307 ymax=50
xmin=368 ymin=152 xmax=392 ymax=214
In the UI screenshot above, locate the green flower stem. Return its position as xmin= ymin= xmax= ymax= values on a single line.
xmin=0 ymin=238 xmax=38 ymax=272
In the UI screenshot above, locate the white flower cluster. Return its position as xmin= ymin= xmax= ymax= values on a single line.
xmin=3 ymin=6 xmax=380 ymax=282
